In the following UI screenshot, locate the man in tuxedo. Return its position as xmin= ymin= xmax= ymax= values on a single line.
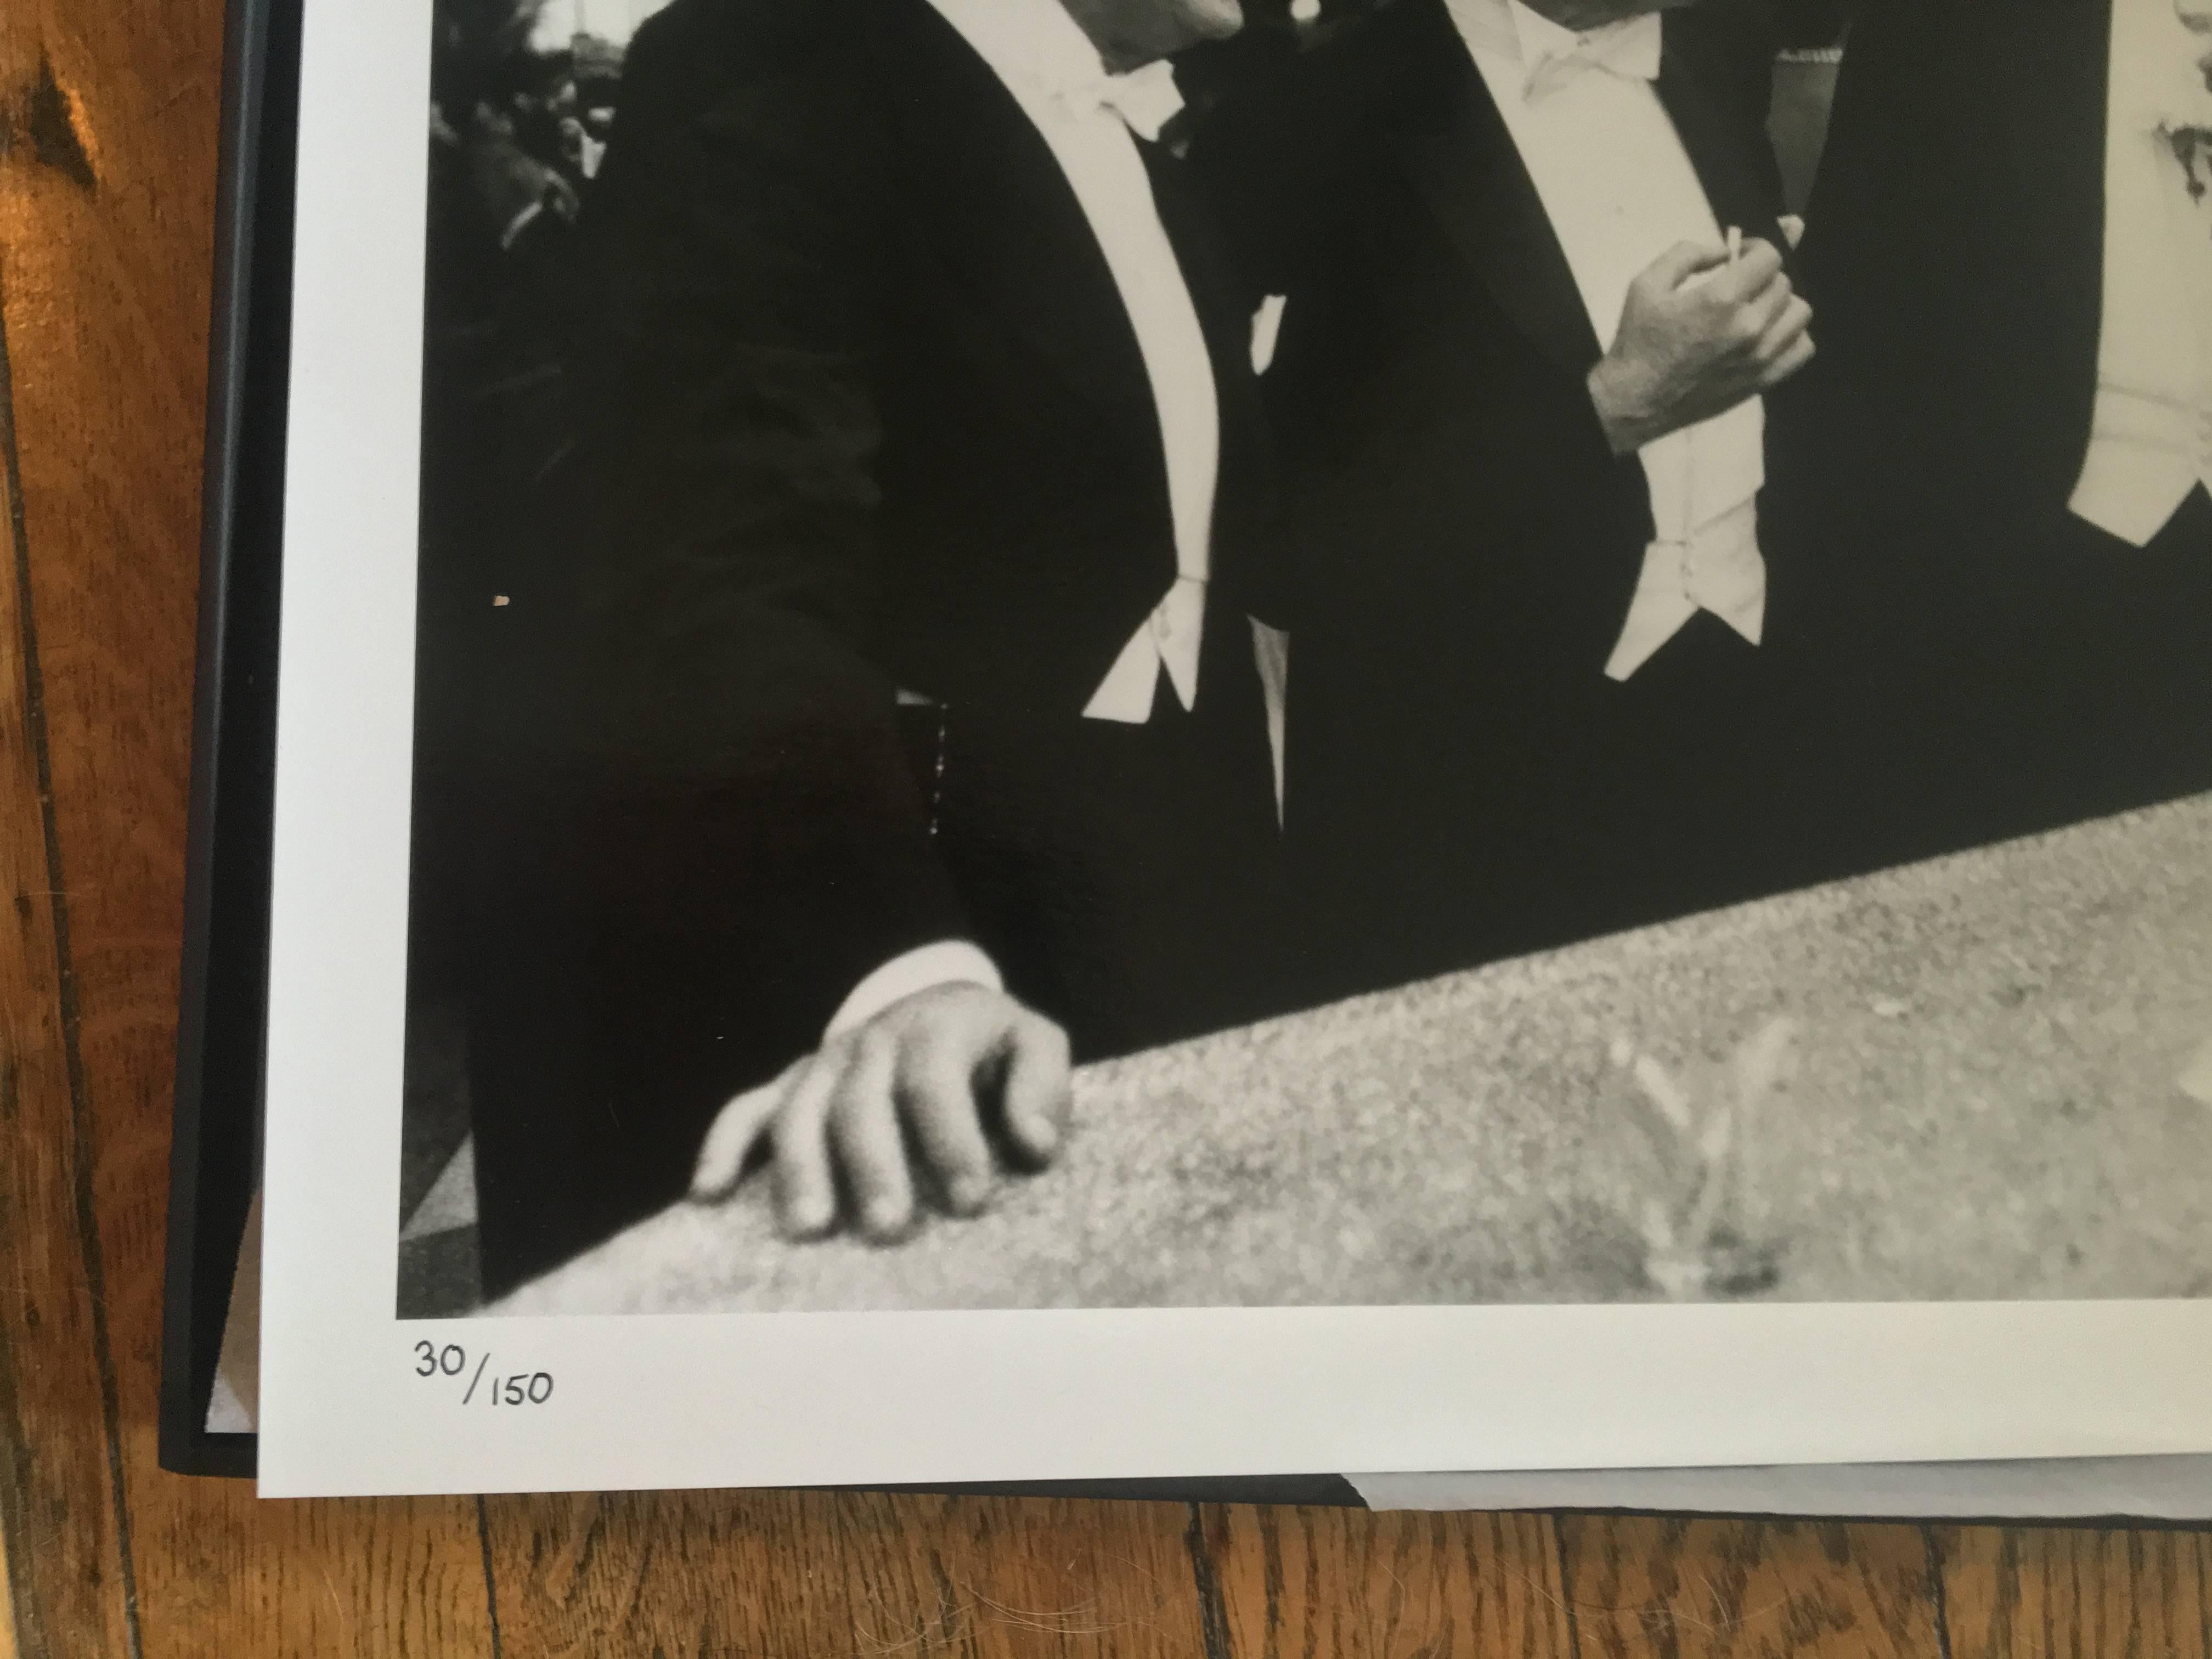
xmin=1194 ymin=0 xmax=1818 ymax=1002
xmin=466 ymin=0 xmax=1294 ymax=1295
xmin=1779 ymin=0 xmax=2212 ymax=868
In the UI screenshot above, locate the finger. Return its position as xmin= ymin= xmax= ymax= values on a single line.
xmin=829 ymin=1035 xmax=916 ymax=1242
xmin=768 ymin=1052 xmax=843 ymax=1239
xmin=690 ymin=1058 xmax=805 ymax=1201
xmin=1641 ymin=239 xmax=1730 ymax=294
xmin=1757 ymin=331 xmax=1817 ymax=389
xmin=1716 ymin=238 xmax=1784 ymax=300
xmin=1730 ymin=275 xmax=1796 ymax=347
xmin=899 ymin=1027 xmax=1000 ymax=1217
xmin=1753 ymin=296 xmax=1814 ymax=367
xmin=997 ymin=1013 xmax=1073 ymax=1169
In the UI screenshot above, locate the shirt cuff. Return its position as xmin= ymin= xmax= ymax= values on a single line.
xmin=824 ymin=940 xmax=1003 ymax=1040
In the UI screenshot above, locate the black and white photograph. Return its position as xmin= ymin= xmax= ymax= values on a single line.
xmin=377 ymin=0 xmax=2212 ymax=1327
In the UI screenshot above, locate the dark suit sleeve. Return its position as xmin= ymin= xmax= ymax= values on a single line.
xmin=1799 ymin=0 xmax=1952 ymax=269
xmin=1182 ymin=19 xmax=1385 ymax=309
xmin=1787 ymin=0 xmax=1980 ymax=522
xmin=544 ymin=7 xmax=969 ymax=1075
xmin=1672 ymin=0 xmax=1785 ymax=200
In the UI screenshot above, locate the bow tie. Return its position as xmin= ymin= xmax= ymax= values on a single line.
xmin=1522 ymin=15 xmax=1663 ymax=101
xmin=1061 ymin=59 xmax=1186 ymax=143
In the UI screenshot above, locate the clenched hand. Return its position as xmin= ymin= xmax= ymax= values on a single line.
xmin=1587 ymin=236 xmax=1814 ymax=455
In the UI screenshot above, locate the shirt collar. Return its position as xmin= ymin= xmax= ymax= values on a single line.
xmin=1444 ymin=0 xmax=1663 ymax=94
xmin=926 ymin=0 xmax=1113 ymax=101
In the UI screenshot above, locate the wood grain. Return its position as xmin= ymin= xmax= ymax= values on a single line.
xmin=1 ymin=0 xmax=217 ymax=1468
xmin=1556 ymin=1517 xmax=1946 ymax=1658
xmin=0 ymin=152 xmax=139 ymax=1659
xmin=481 ymin=1490 xmax=1212 ymax=1658
xmin=1197 ymin=1504 xmax=1573 ymax=1659
xmin=0 ymin=5 xmax=497 ymax=1658
xmin=120 ymin=1491 xmax=495 ymax=1659
xmin=0 ymin=1515 xmax=16 ymax=1659
xmin=1935 ymin=1526 xmax=2212 ymax=1659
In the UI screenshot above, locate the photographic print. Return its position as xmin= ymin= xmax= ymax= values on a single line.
xmin=249 ymin=0 xmax=2212 ymax=1496
xmin=393 ymin=0 xmax=2212 ymax=1321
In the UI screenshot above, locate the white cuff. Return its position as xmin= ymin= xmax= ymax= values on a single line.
xmin=824 ymin=940 xmax=1002 ymax=1040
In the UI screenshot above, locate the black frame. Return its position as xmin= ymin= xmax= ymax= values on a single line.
xmin=157 ymin=0 xmax=298 ymax=1482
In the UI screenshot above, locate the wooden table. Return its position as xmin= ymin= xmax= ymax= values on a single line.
xmin=1 ymin=4 xmax=2205 ymax=1654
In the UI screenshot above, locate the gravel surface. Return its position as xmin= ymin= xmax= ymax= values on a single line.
xmin=499 ymin=795 xmax=2212 ymax=1316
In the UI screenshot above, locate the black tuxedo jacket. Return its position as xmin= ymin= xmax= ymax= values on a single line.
xmin=467 ymin=0 xmax=1289 ymax=1292
xmin=1193 ymin=0 xmax=1808 ymax=1000
xmin=1775 ymin=0 xmax=2212 ymax=865
xmin=1785 ymin=0 xmax=2110 ymax=547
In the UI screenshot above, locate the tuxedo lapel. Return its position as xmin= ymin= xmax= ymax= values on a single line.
xmin=1139 ymin=140 xmax=1281 ymax=603
xmin=2007 ymin=0 xmax=2111 ymax=449
xmin=1392 ymin=76 xmax=1603 ymax=380
xmin=883 ymin=0 xmax=1159 ymax=426
xmin=1656 ymin=40 xmax=1788 ymax=266
xmin=1385 ymin=1 xmax=1605 ymax=381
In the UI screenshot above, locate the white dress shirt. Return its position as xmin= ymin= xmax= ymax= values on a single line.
xmin=1446 ymin=0 xmax=1769 ymax=681
xmin=2068 ymin=0 xmax=2212 ymax=548
xmin=827 ymin=0 xmax=1232 ymax=1036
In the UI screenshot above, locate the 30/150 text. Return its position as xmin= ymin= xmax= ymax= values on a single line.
xmin=412 ymin=1341 xmax=555 ymax=1406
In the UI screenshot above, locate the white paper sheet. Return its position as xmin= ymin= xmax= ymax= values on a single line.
xmin=1352 ymin=1459 xmax=2212 ymax=1520
xmin=247 ymin=0 xmax=2212 ymax=1498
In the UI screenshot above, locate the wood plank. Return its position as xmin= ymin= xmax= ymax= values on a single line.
xmin=1 ymin=4 xmax=213 ymax=1392
xmin=1195 ymin=1504 xmax=1572 ymax=1659
xmin=0 ymin=1509 xmax=17 ymax=1659
xmin=1935 ymin=1525 xmax=2212 ymax=1659
xmin=482 ymin=1491 xmax=1212 ymax=1658
xmin=0 ymin=180 xmax=139 ymax=1659
xmin=0 ymin=4 xmax=498 ymax=1656
xmin=122 ymin=1489 xmax=495 ymax=1659
xmin=1558 ymin=1516 xmax=1944 ymax=1658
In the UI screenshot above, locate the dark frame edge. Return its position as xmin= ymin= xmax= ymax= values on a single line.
xmin=158 ymin=0 xmax=281 ymax=1483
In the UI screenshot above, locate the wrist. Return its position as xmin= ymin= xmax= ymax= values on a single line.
xmin=1587 ymin=356 xmax=1656 ymax=456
